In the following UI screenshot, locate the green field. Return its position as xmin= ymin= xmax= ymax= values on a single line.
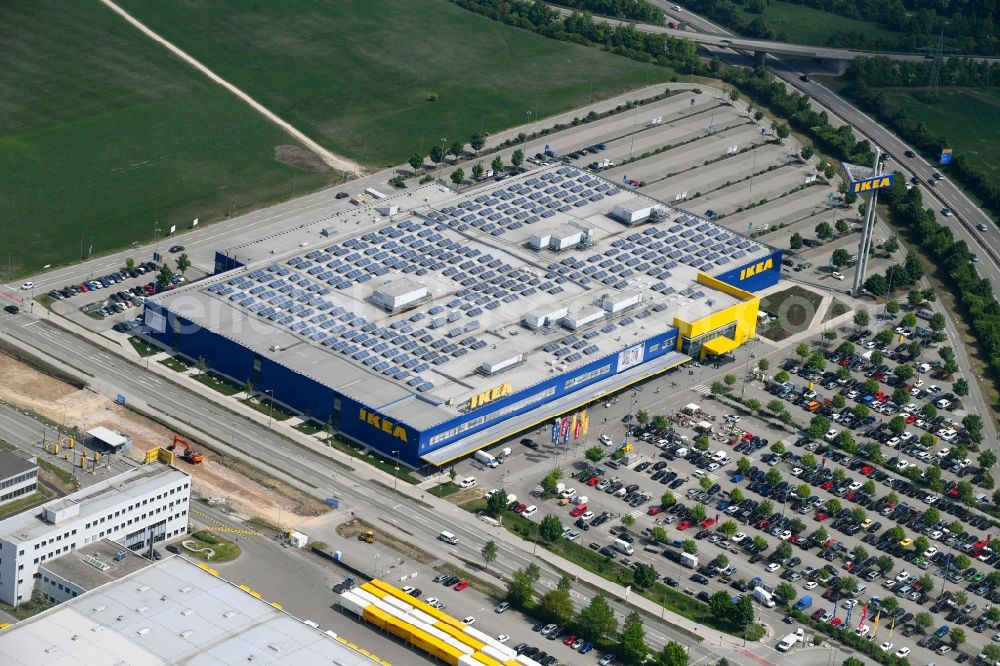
xmin=0 ymin=1 xmax=335 ymax=278
xmin=877 ymin=88 xmax=1000 ymax=189
xmin=733 ymin=1 xmax=898 ymax=47
xmin=115 ymin=0 xmax=671 ymax=167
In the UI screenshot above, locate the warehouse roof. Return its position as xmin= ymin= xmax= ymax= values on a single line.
xmin=152 ymin=166 xmax=772 ymax=429
xmin=0 ymin=556 xmax=387 ymax=666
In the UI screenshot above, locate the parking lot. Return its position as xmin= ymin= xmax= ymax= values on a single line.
xmin=452 ymin=298 xmax=992 ymax=664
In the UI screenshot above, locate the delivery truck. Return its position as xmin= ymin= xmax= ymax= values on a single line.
xmin=776 ymin=629 xmax=804 ymax=652
xmin=475 ymin=451 xmax=498 ymax=468
xmin=753 ymin=586 xmax=775 ymax=608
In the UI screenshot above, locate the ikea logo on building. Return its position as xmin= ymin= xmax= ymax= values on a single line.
xmin=358 ymin=408 xmax=408 ymax=443
xmin=739 ymin=257 xmax=774 ymax=281
xmin=850 ymin=174 xmax=894 ymax=194
xmin=469 ymin=382 xmax=513 ymax=410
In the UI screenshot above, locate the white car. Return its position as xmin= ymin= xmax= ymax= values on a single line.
xmin=402 ymin=585 xmax=415 ymax=594
xmin=896 ymin=571 xmax=911 ymax=582
xmin=496 ymin=634 xmax=510 ymax=644
xmin=923 ymin=547 xmax=938 ymax=558
xmin=780 ymin=530 xmax=792 ymax=540
xmin=791 ymin=467 xmax=803 ymax=476
xmin=856 ymin=624 xmax=870 ymax=637
xmin=842 ymin=599 xmax=858 ymax=609
xmin=880 ymin=641 xmax=894 ymax=652
xmin=895 ymin=647 xmax=910 ymax=658
xmin=766 ymin=562 xmax=781 ymax=572
xmin=20 ymin=281 xmax=33 ymax=290
xmin=522 ymin=505 xmax=538 ymax=518
xmin=725 ymin=414 xmax=740 ymax=423
xmin=599 ymin=434 xmax=613 ymax=446
xmin=426 ymin=597 xmax=440 ymax=607
xmin=937 ymin=645 xmax=951 ymax=655
xmin=462 ymin=616 xmax=476 ymax=626
xmin=566 ymin=530 xmax=581 ymax=541
xmin=831 ymin=271 xmax=845 ymax=281
xmin=732 ymin=532 xmax=746 ymax=542
xmin=803 ymin=581 xmax=817 ymax=590
xmin=458 ymin=476 xmax=477 ymax=489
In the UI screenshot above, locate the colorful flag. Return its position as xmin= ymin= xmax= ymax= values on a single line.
xmin=573 ymin=417 xmax=582 ymax=441
xmin=569 ymin=413 xmax=577 ymax=439
xmin=888 ymin=615 xmax=896 ymax=640
xmin=581 ymin=410 xmax=589 ymax=436
xmin=872 ymin=610 xmax=881 ymax=636
xmin=857 ymin=605 xmax=868 ymax=631
xmin=832 ymin=590 xmax=840 ymax=621
xmin=551 ymin=419 xmax=560 ymax=444
xmin=845 ymin=601 xmax=854 ymax=626
xmin=561 ymin=417 xmax=570 ymax=444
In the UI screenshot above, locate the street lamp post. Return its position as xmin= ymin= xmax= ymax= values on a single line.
xmin=265 ymin=389 xmax=275 ymax=429
xmin=392 ymin=450 xmax=400 ymax=491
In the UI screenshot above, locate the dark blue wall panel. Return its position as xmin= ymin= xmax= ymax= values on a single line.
xmin=714 ymin=250 xmax=783 ymax=292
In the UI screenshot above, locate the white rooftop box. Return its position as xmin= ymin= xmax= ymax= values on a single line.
xmin=370 ymin=278 xmax=427 ymax=310
xmin=523 ymin=307 xmax=568 ymax=330
xmin=600 ymin=291 xmax=642 ymax=314
xmin=562 ymin=306 xmax=604 ymax=330
xmin=610 ymin=197 xmax=653 ymax=224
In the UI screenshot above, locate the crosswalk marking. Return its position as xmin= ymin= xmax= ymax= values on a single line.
xmin=194 ymin=509 xmax=261 ymax=540
xmin=691 ymin=383 xmax=711 ymax=396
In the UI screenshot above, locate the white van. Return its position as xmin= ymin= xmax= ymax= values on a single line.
xmin=613 ymin=539 xmax=634 ymax=555
xmin=675 ymin=448 xmax=689 ymax=458
xmin=439 ymin=531 xmax=459 ymax=545
xmin=458 ymin=476 xmax=477 ymax=489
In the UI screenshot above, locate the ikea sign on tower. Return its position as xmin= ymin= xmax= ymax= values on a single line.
xmin=850 ymin=173 xmax=895 ymax=195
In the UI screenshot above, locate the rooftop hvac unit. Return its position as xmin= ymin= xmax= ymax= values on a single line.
xmin=479 ymin=354 xmax=525 ymax=376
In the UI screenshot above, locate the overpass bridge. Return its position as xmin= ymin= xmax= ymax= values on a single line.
xmin=550 ymin=3 xmax=998 ymax=68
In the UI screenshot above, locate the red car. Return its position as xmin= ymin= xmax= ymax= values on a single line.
xmin=514 ymin=503 xmax=527 ymax=514
xmin=701 ymin=518 xmax=715 ymax=528
xmin=648 ymin=506 xmax=664 ymax=516
xmin=839 ymin=357 xmax=851 ymax=366
xmin=815 ymin=512 xmax=828 ymax=521
xmin=586 ymin=476 xmax=600 ymax=487
xmin=905 ymin=414 xmax=917 ymax=423
xmin=844 ymin=491 xmax=856 ymax=501
xmin=830 ymin=617 xmax=843 ymax=627
xmin=454 ymin=580 xmax=469 ymax=591
xmin=570 ymin=504 xmax=588 ymax=517
xmin=861 ymin=466 xmax=875 ymax=476
xmin=563 ymin=635 xmax=577 ymax=646
xmin=756 ymin=519 xmax=769 ymax=530
xmin=677 ymin=520 xmax=691 ymax=530
xmin=821 ymin=481 xmax=834 ymax=491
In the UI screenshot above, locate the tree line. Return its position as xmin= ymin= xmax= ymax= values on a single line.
xmin=882 ymin=175 xmax=1000 ymax=396
xmin=450 ymin=0 xmax=698 ymax=67
xmin=554 ymin=0 xmax=667 ymax=25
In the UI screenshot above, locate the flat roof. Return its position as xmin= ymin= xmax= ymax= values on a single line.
xmin=153 ymin=166 xmax=772 ymax=430
xmin=0 ymin=449 xmax=36 ymax=479
xmin=0 ymin=462 xmax=186 ymax=544
xmin=87 ymin=426 xmax=128 ymax=447
xmin=41 ymin=538 xmax=152 ymax=590
xmin=0 ymin=556 xmax=387 ymax=666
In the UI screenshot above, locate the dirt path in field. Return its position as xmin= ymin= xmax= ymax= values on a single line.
xmin=97 ymin=0 xmax=362 ymax=176
xmin=0 ymin=353 xmax=313 ymax=525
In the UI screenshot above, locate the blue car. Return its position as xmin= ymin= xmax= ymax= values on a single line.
xmin=579 ymin=642 xmax=594 ymax=654
xmin=934 ymin=625 xmax=950 ymax=638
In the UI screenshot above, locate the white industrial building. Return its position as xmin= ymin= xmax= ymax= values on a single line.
xmin=0 ymin=461 xmax=189 ymax=605
xmin=0 ymin=450 xmax=38 ymax=508
xmin=0 ymin=555 xmax=387 ymax=666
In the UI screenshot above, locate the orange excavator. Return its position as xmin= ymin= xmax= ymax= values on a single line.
xmin=168 ymin=435 xmax=204 ymax=464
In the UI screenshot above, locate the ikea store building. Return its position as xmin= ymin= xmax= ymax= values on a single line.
xmin=143 ymin=166 xmax=781 ymax=467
